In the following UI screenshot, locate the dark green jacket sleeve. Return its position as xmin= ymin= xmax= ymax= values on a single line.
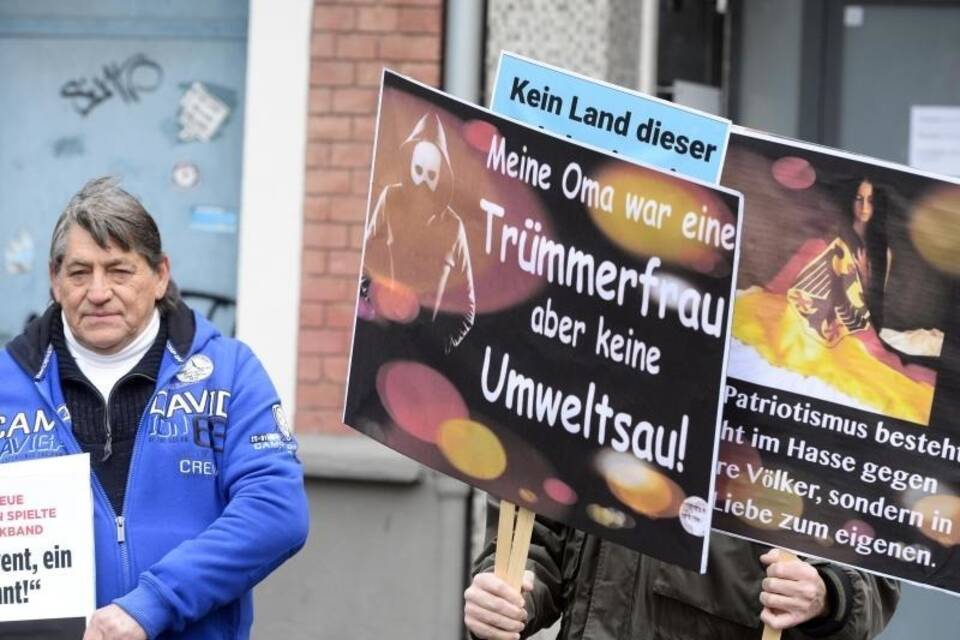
xmin=791 ymin=562 xmax=900 ymax=640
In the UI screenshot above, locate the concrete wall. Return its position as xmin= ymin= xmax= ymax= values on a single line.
xmin=254 ymin=437 xmax=470 ymax=639
xmin=485 ymin=0 xmax=610 ymax=101
xmin=484 ymin=0 xmax=647 ymax=103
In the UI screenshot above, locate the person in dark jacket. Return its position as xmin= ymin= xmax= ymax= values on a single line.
xmin=465 ymin=499 xmax=899 ymax=640
xmin=0 ymin=177 xmax=309 ymax=639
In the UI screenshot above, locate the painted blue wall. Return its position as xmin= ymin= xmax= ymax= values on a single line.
xmin=0 ymin=1 xmax=248 ymax=342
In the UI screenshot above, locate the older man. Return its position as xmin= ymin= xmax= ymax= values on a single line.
xmin=0 ymin=177 xmax=308 ymax=639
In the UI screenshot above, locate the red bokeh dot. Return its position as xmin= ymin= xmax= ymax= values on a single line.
xmin=544 ymin=478 xmax=577 ymax=505
xmin=370 ymin=278 xmax=420 ymax=323
xmin=772 ymin=156 xmax=816 ymax=190
xmin=376 ymin=361 xmax=468 ymax=443
xmin=462 ymin=119 xmax=500 ymax=153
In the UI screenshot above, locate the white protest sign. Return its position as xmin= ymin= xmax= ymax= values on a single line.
xmin=0 ymin=454 xmax=94 ymax=633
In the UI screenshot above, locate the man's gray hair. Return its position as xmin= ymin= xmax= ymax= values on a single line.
xmin=50 ymin=176 xmax=180 ymax=313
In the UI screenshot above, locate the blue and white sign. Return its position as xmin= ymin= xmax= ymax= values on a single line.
xmin=492 ymin=52 xmax=731 ymax=183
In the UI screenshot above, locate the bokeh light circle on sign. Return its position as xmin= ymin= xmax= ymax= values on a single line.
xmin=771 ymin=156 xmax=816 ymax=190
xmin=909 ymin=185 xmax=960 ymax=275
xmin=369 ymin=278 xmax=420 ymax=323
xmin=839 ymin=519 xmax=875 ymax=545
xmin=722 ymin=470 xmax=804 ymax=531
xmin=518 ymin=488 xmax=538 ymax=504
xmin=590 ymin=162 xmax=736 ymax=276
xmin=438 ymin=418 xmax=508 ymax=480
xmin=544 ymin=477 xmax=578 ymax=506
xmin=715 ymin=442 xmax=762 ymax=496
xmin=914 ymin=494 xmax=960 ymax=546
xmin=597 ymin=451 xmax=685 ymax=519
xmin=462 ymin=119 xmax=500 ymax=153
xmin=586 ymin=503 xmax=636 ymax=529
xmin=376 ymin=361 xmax=468 ymax=443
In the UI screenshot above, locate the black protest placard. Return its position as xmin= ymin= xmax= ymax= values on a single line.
xmin=715 ymin=129 xmax=960 ymax=593
xmin=343 ymin=71 xmax=743 ymax=571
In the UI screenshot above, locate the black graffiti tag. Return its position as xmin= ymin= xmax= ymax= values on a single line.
xmin=60 ymin=53 xmax=164 ymax=117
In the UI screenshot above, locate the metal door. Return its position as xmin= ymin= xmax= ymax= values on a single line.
xmin=0 ymin=0 xmax=248 ymax=344
xmin=823 ymin=2 xmax=960 ymax=166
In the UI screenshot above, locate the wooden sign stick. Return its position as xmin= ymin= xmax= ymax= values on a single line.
xmin=506 ymin=507 xmax=536 ymax=589
xmin=494 ymin=500 xmax=536 ymax=590
xmin=494 ymin=500 xmax=517 ymax=579
xmin=761 ymin=550 xmax=798 ymax=640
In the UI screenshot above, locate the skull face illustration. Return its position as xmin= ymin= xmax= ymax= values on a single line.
xmin=361 ymin=110 xmax=475 ymax=353
xmin=410 ymin=141 xmax=442 ymax=192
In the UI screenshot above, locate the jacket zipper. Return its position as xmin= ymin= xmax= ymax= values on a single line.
xmin=114 ymin=377 xmax=160 ymax=589
xmin=54 ymin=372 xmax=160 ymax=592
xmin=38 ymin=396 xmax=126 ymax=591
xmin=116 ymin=515 xmax=130 ymax=590
xmin=88 ymin=378 xmax=134 ymax=588
xmin=87 ymin=463 xmax=128 ymax=588
xmin=116 ymin=514 xmax=126 ymax=542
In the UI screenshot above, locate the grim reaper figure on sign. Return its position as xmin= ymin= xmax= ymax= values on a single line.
xmin=362 ymin=112 xmax=476 ymax=353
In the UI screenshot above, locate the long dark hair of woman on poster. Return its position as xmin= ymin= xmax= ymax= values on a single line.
xmin=836 ymin=176 xmax=889 ymax=331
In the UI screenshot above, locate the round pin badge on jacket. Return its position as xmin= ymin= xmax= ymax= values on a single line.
xmin=177 ymin=354 xmax=214 ymax=383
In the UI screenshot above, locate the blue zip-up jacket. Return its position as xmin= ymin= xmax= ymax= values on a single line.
xmin=1 ymin=303 xmax=309 ymax=639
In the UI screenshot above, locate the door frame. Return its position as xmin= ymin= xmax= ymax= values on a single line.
xmin=236 ymin=0 xmax=312 ymax=423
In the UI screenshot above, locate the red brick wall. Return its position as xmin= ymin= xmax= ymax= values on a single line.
xmin=298 ymin=0 xmax=444 ymax=435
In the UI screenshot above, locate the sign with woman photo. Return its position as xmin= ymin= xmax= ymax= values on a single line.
xmin=715 ymin=128 xmax=960 ymax=594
